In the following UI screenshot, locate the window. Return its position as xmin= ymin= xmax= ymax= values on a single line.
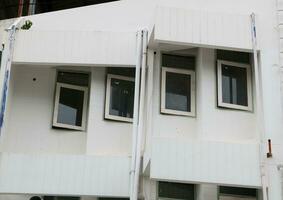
xmin=53 ymin=71 xmax=89 ymax=131
xmin=217 ymin=60 xmax=252 ymax=111
xmin=161 ymin=54 xmax=196 ymax=116
xmin=219 ymin=186 xmax=257 ymax=199
xmin=105 ymin=73 xmax=135 ymax=122
xmin=158 ymin=181 xmax=195 ymax=200
xmin=44 ymin=197 xmax=80 ymax=200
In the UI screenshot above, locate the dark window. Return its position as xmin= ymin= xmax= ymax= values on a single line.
xmin=57 ymin=87 xmax=84 ymax=126
xmin=221 ymin=64 xmax=248 ymax=106
xmin=43 ymin=197 xmax=80 ymax=200
xmin=109 ymin=77 xmax=134 ymax=118
xmin=166 ymin=72 xmax=191 ymax=112
xmin=162 ymin=54 xmax=195 ymax=70
xmin=219 ymin=186 xmax=257 ymax=198
xmin=53 ymin=71 xmax=89 ymax=130
xmin=159 ymin=182 xmax=195 ymax=200
xmin=217 ymin=50 xmax=250 ymax=64
xmin=99 ymin=198 xmax=129 ymax=200
xmin=30 ymin=197 xmax=42 ymax=200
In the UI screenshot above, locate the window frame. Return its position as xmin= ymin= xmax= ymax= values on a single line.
xmin=53 ymin=82 xmax=89 ymax=131
xmin=105 ymin=74 xmax=135 ymax=123
xmin=161 ymin=67 xmax=196 ymax=117
xmin=217 ymin=60 xmax=253 ymax=111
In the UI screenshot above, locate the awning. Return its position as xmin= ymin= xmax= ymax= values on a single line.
xmin=150 ymin=138 xmax=261 ymax=187
xmin=0 ymin=153 xmax=130 ymax=197
xmin=13 ymin=30 xmax=137 ymax=67
xmin=150 ymin=6 xmax=257 ymax=51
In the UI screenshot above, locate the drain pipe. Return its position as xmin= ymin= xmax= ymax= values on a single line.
xmin=130 ymin=30 xmax=143 ymax=200
xmin=132 ymin=29 xmax=148 ymax=200
xmin=0 ymin=17 xmax=23 ymax=135
xmin=250 ymin=13 xmax=268 ymax=200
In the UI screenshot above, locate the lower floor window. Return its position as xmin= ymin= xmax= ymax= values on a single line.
xmin=105 ymin=74 xmax=135 ymax=122
xmin=158 ymin=181 xmax=195 ymax=200
xmin=219 ymin=186 xmax=258 ymax=199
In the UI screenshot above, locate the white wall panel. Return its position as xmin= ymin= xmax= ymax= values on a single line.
xmin=154 ymin=6 xmax=254 ymax=51
xmin=0 ymin=153 xmax=130 ymax=197
xmin=150 ymin=138 xmax=261 ymax=187
xmin=13 ymin=30 xmax=136 ymax=66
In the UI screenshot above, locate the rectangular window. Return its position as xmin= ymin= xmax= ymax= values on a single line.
xmin=217 ymin=60 xmax=252 ymax=111
xmin=53 ymin=71 xmax=89 ymax=131
xmin=158 ymin=181 xmax=195 ymax=200
xmin=105 ymin=73 xmax=135 ymax=122
xmin=219 ymin=186 xmax=257 ymax=199
xmin=161 ymin=55 xmax=196 ymax=117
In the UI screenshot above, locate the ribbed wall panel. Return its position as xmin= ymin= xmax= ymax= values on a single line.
xmin=150 ymin=138 xmax=261 ymax=187
xmin=13 ymin=30 xmax=136 ymax=67
xmin=0 ymin=153 xmax=130 ymax=197
xmin=154 ymin=6 xmax=254 ymax=51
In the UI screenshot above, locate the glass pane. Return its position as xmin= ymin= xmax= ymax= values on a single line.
xmin=162 ymin=54 xmax=195 ymax=70
xmin=221 ymin=64 xmax=248 ymax=106
xmin=109 ymin=78 xmax=134 ymax=118
xmin=159 ymin=182 xmax=195 ymax=200
xmin=57 ymin=71 xmax=89 ymax=86
xmin=219 ymin=186 xmax=257 ymax=197
xmin=57 ymin=87 xmax=84 ymax=127
xmin=165 ymin=72 xmax=191 ymax=112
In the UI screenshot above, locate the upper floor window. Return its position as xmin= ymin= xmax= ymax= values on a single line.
xmin=158 ymin=181 xmax=195 ymax=200
xmin=105 ymin=68 xmax=135 ymax=122
xmin=161 ymin=54 xmax=196 ymax=117
xmin=219 ymin=186 xmax=258 ymax=199
xmin=217 ymin=50 xmax=252 ymax=111
xmin=52 ymin=71 xmax=89 ymax=131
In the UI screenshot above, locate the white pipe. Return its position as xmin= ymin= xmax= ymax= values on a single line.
xmin=0 ymin=17 xmax=23 ymax=136
xmin=130 ymin=30 xmax=143 ymax=200
xmin=250 ymin=13 xmax=268 ymax=200
xmin=132 ymin=29 xmax=148 ymax=200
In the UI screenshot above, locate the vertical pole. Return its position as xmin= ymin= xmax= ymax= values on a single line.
xmin=250 ymin=13 xmax=268 ymax=200
xmin=28 ymin=0 xmax=36 ymax=15
xmin=130 ymin=30 xmax=143 ymax=200
xmin=18 ymin=0 xmax=24 ymax=17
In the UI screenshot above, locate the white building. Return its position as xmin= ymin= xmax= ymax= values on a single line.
xmin=0 ymin=0 xmax=283 ymax=200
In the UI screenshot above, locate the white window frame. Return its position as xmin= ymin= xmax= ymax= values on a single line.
xmin=53 ymin=82 xmax=88 ymax=131
xmin=161 ymin=67 xmax=196 ymax=117
xmin=105 ymin=74 xmax=135 ymax=122
xmin=217 ymin=60 xmax=252 ymax=111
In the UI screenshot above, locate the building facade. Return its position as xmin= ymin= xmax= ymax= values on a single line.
xmin=0 ymin=0 xmax=282 ymax=200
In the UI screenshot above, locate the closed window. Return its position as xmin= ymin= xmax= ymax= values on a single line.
xmin=217 ymin=60 xmax=252 ymax=111
xmin=219 ymin=186 xmax=257 ymax=199
xmin=105 ymin=72 xmax=135 ymax=122
xmin=161 ymin=54 xmax=196 ymax=116
xmin=53 ymin=71 xmax=89 ymax=131
xmin=158 ymin=181 xmax=195 ymax=200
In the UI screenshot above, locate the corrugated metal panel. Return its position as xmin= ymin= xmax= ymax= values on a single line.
xmin=150 ymin=138 xmax=261 ymax=187
xmin=154 ymin=6 xmax=254 ymax=51
xmin=0 ymin=153 xmax=130 ymax=196
xmin=13 ymin=30 xmax=136 ymax=66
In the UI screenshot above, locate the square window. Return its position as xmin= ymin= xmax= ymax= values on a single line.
xmin=105 ymin=74 xmax=135 ymax=122
xmin=53 ymin=71 xmax=89 ymax=131
xmin=217 ymin=60 xmax=252 ymax=111
xmin=158 ymin=181 xmax=195 ymax=200
xmin=161 ymin=67 xmax=195 ymax=116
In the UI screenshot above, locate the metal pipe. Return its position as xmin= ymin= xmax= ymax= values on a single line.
xmin=18 ymin=0 xmax=24 ymax=17
xmin=250 ymin=13 xmax=268 ymax=200
xmin=130 ymin=30 xmax=143 ymax=200
xmin=132 ymin=29 xmax=148 ymax=200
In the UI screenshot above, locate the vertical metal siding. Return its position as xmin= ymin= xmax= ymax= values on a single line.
xmin=0 ymin=153 xmax=130 ymax=196
xmin=150 ymin=138 xmax=261 ymax=187
xmin=154 ymin=6 xmax=254 ymax=51
xmin=12 ymin=30 xmax=136 ymax=66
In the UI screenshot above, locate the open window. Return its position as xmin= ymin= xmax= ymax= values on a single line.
xmin=216 ymin=50 xmax=253 ymax=111
xmin=52 ymin=71 xmax=89 ymax=131
xmin=161 ymin=54 xmax=196 ymax=117
xmin=158 ymin=181 xmax=195 ymax=200
xmin=218 ymin=186 xmax=258 ymax=200
xmin=105 ymin=68 xmax=135 ymax=122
